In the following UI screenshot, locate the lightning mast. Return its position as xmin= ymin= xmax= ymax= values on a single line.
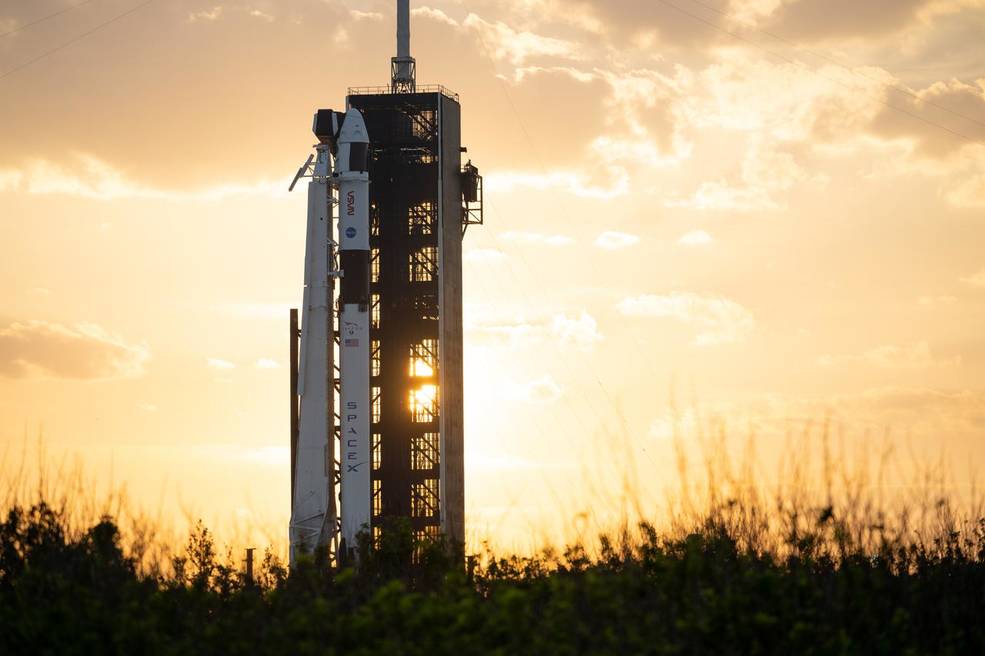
xmin=391 ymin=0 xmax=415 ymax=93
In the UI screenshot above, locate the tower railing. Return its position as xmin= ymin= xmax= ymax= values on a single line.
xmin=348 ymin=85 xmax=460 ymax=102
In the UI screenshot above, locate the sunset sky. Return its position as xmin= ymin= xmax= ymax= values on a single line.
xmin=2 ymin=0 xmax=984 ymax=551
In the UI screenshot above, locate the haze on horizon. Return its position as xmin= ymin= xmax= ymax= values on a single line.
xmin=1 ymin=0 xmax=984 ymax=551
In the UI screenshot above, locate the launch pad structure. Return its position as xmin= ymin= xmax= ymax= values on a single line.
xmin=288 ymin=0 xmax=483 ymax=563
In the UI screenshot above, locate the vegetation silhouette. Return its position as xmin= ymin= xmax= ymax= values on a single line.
xmin=2 ymin=425 xmax=984 ymax=653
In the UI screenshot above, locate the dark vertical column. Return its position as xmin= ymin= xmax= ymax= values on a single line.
xmin=380 ymin=139 xmax=413 ymax=520
xmin=289 ymin=308 xmax=299 ymax=503
xmin=350 ymin=92 xmax=448 ymax=538
xmin=245 ymin=548 xmax=255 ymax=586
xmin=439 ymin=95 xmax=465 ymax=546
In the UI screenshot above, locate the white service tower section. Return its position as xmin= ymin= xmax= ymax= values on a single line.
xmin=335 ymin=108 xmax=372 ymax=555
xmin=290 ymin=144 xmax=335 ymax=563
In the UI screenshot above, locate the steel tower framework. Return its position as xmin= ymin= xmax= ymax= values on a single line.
xmin=289 ymin=1 xmax=482 ymax=560
xmin=339 ymin=87 xmax=481 ymax=547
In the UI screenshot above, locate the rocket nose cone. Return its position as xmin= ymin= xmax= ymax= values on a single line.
xmin=339 ymin=108 xmax=369 ymax=144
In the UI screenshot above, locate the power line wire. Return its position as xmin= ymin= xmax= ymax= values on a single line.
xmin=0 ymin=0 xmax=153 ymax=81
xmin=678 ymin=0 xmax=985 ymax=131
xmin=0 ymin=0 xmax=97 ymax=39
xmin=651 ymin=0 xmax=985 ymax=148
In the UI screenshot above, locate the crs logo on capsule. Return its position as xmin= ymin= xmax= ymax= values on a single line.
xmin=345 ymin=227 xmax=357 ymax=239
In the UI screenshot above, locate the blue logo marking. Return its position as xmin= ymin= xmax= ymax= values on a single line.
xmin=345 ymin=227 xmax=357 ymax=239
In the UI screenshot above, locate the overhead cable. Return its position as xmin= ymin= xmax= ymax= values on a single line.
xmin=0 ymin=0 xmax=154 ymax=81
xmin=0 ymin=0 xmax=97 ymax=39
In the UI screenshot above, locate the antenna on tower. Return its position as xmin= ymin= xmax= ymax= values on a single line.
xmin=391 ymin=0 xmax=416 ymax=93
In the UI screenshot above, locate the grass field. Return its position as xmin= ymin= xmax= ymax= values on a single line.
xmin=2 ymin=429 xmax=984 ymax=655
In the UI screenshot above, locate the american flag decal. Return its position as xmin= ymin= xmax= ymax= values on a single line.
xmin=344 ymin=338 xmax=359 ymax=347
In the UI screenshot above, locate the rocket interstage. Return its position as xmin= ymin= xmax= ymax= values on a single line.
xmin=335 ymin=109 xmax=372 ymax=556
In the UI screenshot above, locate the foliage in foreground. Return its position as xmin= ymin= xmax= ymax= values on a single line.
xmin=1 ymin=499 xmax=984 ymax=656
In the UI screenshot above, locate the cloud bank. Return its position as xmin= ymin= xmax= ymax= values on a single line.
xmin=618 ymin=292 xmax=755 ymax=345
xmin=0 ymin=320 xmax=148 ymax=380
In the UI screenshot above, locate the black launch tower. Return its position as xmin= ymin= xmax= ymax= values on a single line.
xmin=343 ymin=44 xmax=482 ymax=547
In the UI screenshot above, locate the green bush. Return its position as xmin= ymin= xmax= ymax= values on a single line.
xmin=1 ymin=498 xmax=982 ymax=655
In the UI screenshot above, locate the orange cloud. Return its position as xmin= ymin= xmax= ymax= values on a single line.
xmin=0 ymin=320 xmax=148 ymax=380
xmin=617 ymin=292 xmax=755 ymax=345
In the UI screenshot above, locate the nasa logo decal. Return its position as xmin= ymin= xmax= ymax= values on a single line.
xmin=345 ymin=227 xmax=357 ymax=239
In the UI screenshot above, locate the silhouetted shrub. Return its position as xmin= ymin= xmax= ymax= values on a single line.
xmin=0 ymin=496 xmax=983 ymax=655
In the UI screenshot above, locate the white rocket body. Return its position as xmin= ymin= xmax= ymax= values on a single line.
xmin=290 ymin=144 xmax=335 ymax=562
xmin=335 ymin=109 xmax=372 ymax=557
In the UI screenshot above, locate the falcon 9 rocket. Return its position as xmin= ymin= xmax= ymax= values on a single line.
xmin=289 ymin=108 xmax=371 ymax=564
